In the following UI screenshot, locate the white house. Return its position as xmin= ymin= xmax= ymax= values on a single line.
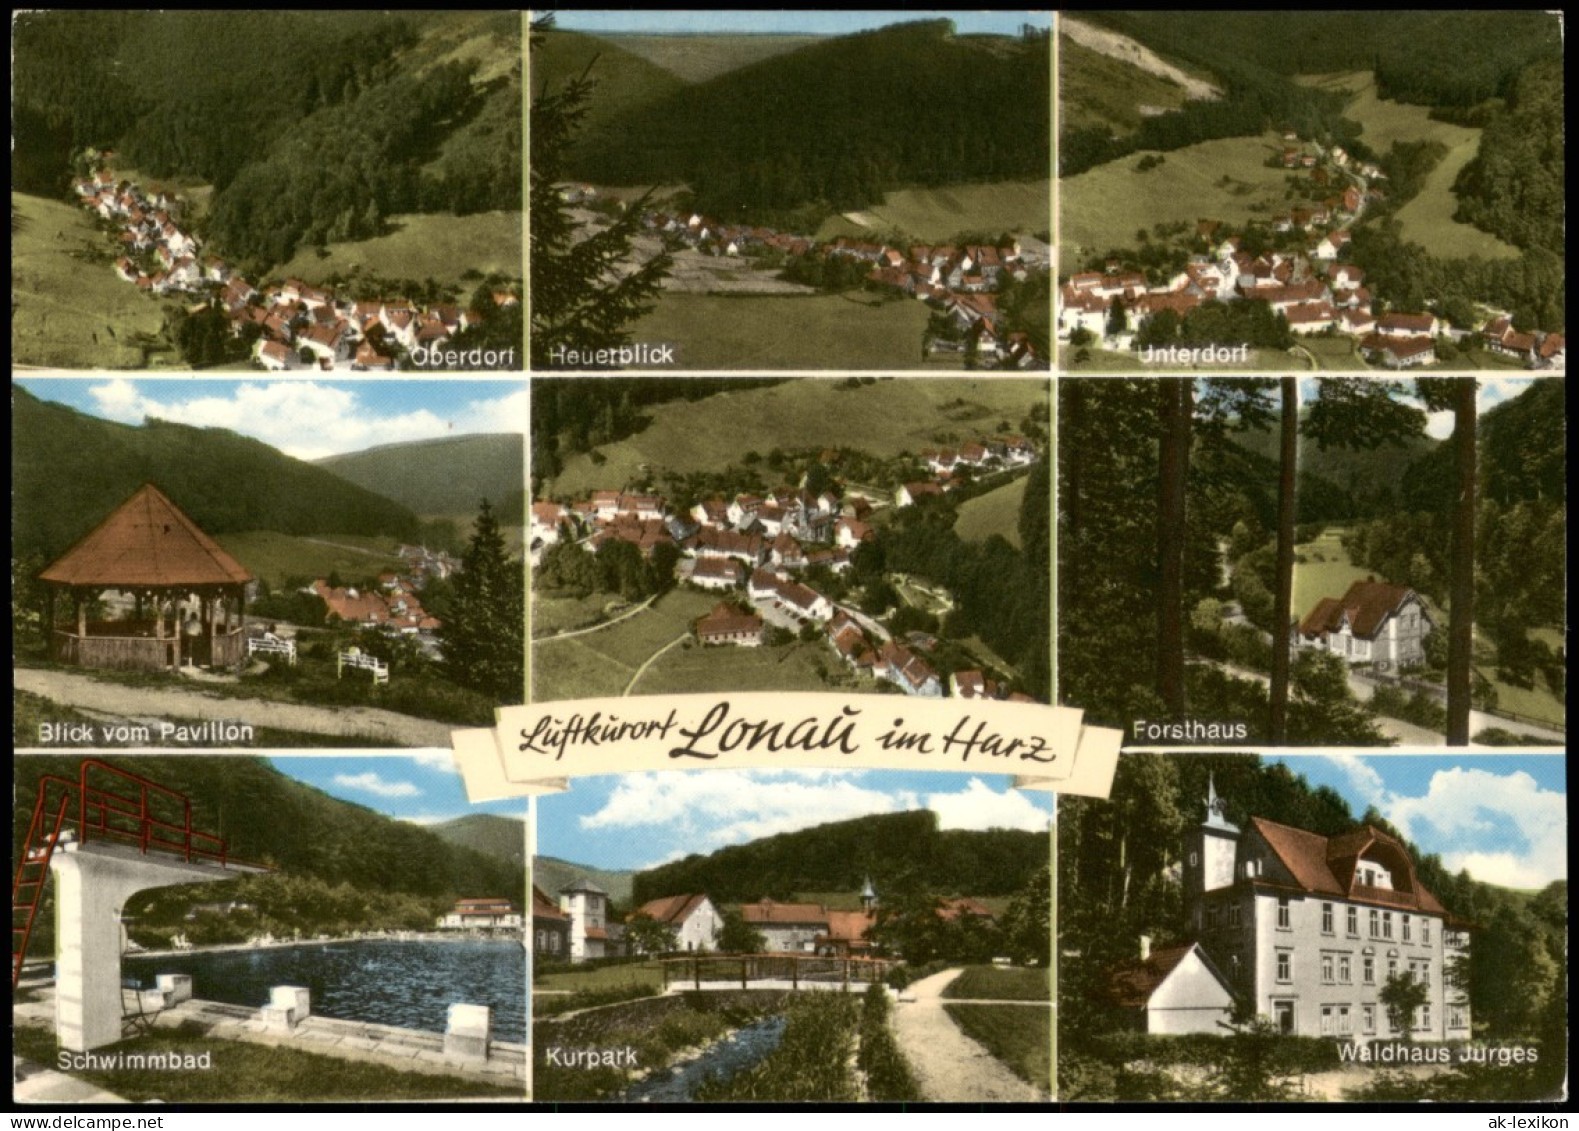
xmin=1108 ymin=939 xmax=1237 ymax=1035
xmin=560 ymin=878 xmax=613 ymax=962
xmin=1298 ymin=578 xmax=1431 ymax=670
xmin=629 ymin=893 xmax=724 ymax=953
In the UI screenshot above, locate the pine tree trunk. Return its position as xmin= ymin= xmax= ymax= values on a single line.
xmin=1446 ymin=378 xmax=1476 ymax=745
xmin=1269 ymin=376 xmax=1298 ymax=741
xmin=1157 ymin=379 xmax=1191 ymax=716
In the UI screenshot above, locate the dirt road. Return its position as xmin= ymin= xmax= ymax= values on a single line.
xmin=15 ymin=668 xmax=454 ymax=747
xmin=890 ymin=968 xmax=1049 ymax=1103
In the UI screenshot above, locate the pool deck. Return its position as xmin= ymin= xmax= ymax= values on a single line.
xmin=13 ymin=983 xmax=527 ymax=1089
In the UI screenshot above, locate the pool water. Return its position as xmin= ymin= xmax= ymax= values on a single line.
xmin=125 ymin=938 xmax=526 ymax=1044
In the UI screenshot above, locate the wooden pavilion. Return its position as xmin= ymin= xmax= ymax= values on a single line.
xmin=38 ymin=484 xmax=255 ymax=672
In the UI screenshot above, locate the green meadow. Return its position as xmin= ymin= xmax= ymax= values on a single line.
xmin=542 ymin=377 xmax=1045 ymax=499
xmin=815 ymin=180 xmax=1052 ymax=243
xmin=954 ymin=476 xmax=1029 ymax=547
xmin=531 ymin=588 xmax=717 ymax=701
xmin=272 ymin=211 xmax=523 ymax=289
xmin=11 ymin=192 xmax=174 ymax=369
xmin=630 ymin=291 xmax=936 ymax=370
xmin=213 ymin=532 xmax=405 ymax=591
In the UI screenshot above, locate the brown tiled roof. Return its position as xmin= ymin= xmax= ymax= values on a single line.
xmin=1299 ymin=578 xmax=1418 ymax=639
xmin=1249 ymin=817 xmax=1447 ymax=915
xmin=1107 ymin=944 xmax=1198 ymax=1009
xmin=740 ymin=899 xmax=828 ymax=927
xmin=696 ymin=603 xmax=762 ymax=639
xmin=822 ymin=909 xmax=876 ymax=945
xmin=40 ymin=484 xmax=253 ymax=588
xmin=634 ymin=893 xmax=709 ymax=927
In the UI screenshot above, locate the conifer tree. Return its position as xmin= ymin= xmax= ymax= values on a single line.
xmin=528 ymin=16 xmax=670 ymax=366
xmin=441 ymin=498 xmax=525 ymax=705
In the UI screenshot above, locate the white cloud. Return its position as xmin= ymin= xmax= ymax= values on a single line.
xmin=1319 ymin=752 xmax=1388 ymax=809
xmin=1383 ymin=767 xmax=1565 ymax=888
xmin=84 ymin=380 xmax=526 ymax=461
xmin=1424 ymin=408 xmax=1456 ymax=440
xmin=579 ymin=770 xmax=918 ymax=849
xmin=405 ymin=749 xmax=465 ymax=772
xmin=926 ymin=778 xmax=1051 ymax=833
xmin=333 ymin=771 xmax=422 ymax=799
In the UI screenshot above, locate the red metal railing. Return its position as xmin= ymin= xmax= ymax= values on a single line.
xmin=12 ymin=760 xmax=232 ymax=988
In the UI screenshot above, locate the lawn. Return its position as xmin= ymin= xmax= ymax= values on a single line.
xmin=1291 ymin=528 xmax=1373 ymax=620
xmin=11 ymin=192 xmax=174 ymax=369
xmin=214 ymin=531 xmax=405 ymax=590
xmin=943 ymin=1002 xmax=1051 ymax=1093
xmin=815 ymin=180 xmax=1052 ymax=243
xmin=628 ymin=291 xmax=937 ymax=370
xmin=272 ymin=211 xmax=524 ymax=290
xmin=11 ymin=1023 xmax=519 ymax=1102
xmin=632 ymin=639 xmax=861 ymax=696
xmin=1298 ymin=335 xmax=1372 ymax=371
xmin=942 ymin=964 xmax=1051 ymax=1002
xmin=1295 ymin=71 xmax=1519 ymax=261
xmin=531 ymin=590 xmax=622 ymax=639
xmin=954 ymin=476 xmax=1029 ymax=547
xmin=1059 ymin=132 xmax=1295 ymax=275
xmin=531 ymin=588 xmax=717 ymax=701
xmin=535 ymin=960 xmax=665 ymax=993
xmin=543 ymin=377 xmax=1046 ymax=499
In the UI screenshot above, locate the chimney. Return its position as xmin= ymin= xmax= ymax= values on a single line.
xmin=1139 ymin=935 xmax=1152 ymax=963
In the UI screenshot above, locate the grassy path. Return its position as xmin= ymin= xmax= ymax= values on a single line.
xmin=890 ymin=968 xmax=1047 ymax=1102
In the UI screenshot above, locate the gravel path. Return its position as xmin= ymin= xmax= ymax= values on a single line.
xmin=15 ymin=668 xmax=454 ymax=747
xmin=890 ymin=968 xmax=1049 ymax=1103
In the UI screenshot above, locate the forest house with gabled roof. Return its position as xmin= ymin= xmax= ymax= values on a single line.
xmin=38 ymin=483 xmax=254 ymax=672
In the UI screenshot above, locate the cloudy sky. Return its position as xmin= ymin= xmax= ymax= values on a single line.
xmin=549 ymin=11 xmax=1051 ymax=36
xmin=16 ymin=377 xmax=527 ymax=462
xmin=1265 ymin=754 xmax=1565 ymax=890
xmin=1295 ymin=375 xmax=1539 ymax=440
xmin=270 ymin=754 xmax=527 ymax=826
xmin=538 ymin=768 xmax=1053 ymax=871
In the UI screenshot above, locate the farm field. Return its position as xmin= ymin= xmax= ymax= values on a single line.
xmin=815 ymin=180 xmax=1052 ymax=243
xmin=600 ymin=33 xmax=821 ymax=83
xmin=273 ymin=211 xmax=524 ymax=289
xmin=942 ymin=1001 xmax=1051 ymax=1093
xmin=1295 ymin=71 xmax=1519 ymax=261
xmin=531 ymin=588 xmax=717 ymax=701
xmin=629 ymin=291 xmax=936 ymax=370
xmin=532 ymin=591 xmax=624 ymax=639
xmin=632 ymin=638 xmax=863 ymax=696
xmin=542 ymin=378 xmax=1045 ymax=499
xmin=954 ymin=477 xmax=1029 ymax=547
xmin=1059 ymin=132 xmax=1294 ymax=274
xmin=213 ymin=532 xmax=405 ymax=590
xmin=11 ymin=192 xmax=174 ymax=369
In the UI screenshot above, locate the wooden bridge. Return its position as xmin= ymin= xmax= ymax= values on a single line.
xmin=659 ymin=953 xmax=896 ymax=993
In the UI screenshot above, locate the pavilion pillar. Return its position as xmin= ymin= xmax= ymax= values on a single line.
xmin=76 ymin=594 xmax=87 ymax=637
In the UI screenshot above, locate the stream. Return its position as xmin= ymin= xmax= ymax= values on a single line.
xmin=619 ymin=1015 xmax=788 ymax=1102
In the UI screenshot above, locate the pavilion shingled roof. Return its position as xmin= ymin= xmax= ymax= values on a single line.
xmin=39 ymin=484 xmax=254 ymax=588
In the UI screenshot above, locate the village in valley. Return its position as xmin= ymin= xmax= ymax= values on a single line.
xmin=531 ymin=403 xmax=1046 ymax=704
xmin=1057 ymin=130 xmax=1566 ymax=370
xmin=563 ymin=187 xmax=1050 ymax=369
xmin=73 ymin=161 xmax=521 ymax=372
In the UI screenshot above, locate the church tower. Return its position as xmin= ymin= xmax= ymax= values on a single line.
xmin=1183 ymin=774 xmax=1240 ymax=913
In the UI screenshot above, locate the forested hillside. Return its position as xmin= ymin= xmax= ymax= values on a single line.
xmin=632 ymin=809 xmax=1047 ymax=906
xmin=550 ymin=19 xmax=1049 ymax=224
xmin=11 ymin=385 xmax=422 ymax=562
xmin=12 ymin=11 xmax=521 ymax=267
xmin=1451 ymin=59 xmax=1565 ymax=255
xmin=316 ymin=434 xmax=524 ymax=519
xmin=13 ymin=757 xmax=525 ymax=944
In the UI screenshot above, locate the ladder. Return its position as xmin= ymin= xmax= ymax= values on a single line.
xmin=12 ymin=775 xmax=77 ymax=989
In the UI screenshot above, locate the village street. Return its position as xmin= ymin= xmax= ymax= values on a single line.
xmin=15 ymin=668 xmax=454 ymax=747
xmin=890 ymin=968 xmax=1048 ymax=1103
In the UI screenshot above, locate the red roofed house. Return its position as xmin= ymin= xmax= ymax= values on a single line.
xmin=739 ymin=898 xmax=831 ymax=953
xmin=629 ymin=893 xmax=723 ymax=952
xmin=533 ymin=884 xmax=572 ymax=959
xmin=1105 ymin=939 xmax=1236 ymax=1035
xmin=695 ymin=602 xmax=765 ymax=647
xmin=438 ymin=897 xmax=522 ymax=931
xmin=38 ymin=483 xmax=254 ymax=672
xmin=1298 ymin=577 xmax=1431 ymax=670
xmin=1184 ymin=778 xmax=1471 ymax=1040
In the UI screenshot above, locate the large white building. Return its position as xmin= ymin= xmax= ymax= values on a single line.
xmin=559 ymin=878 xmax=613 ymax=962
xmin=1183 ymin=779 xmax=1471 ymax=1041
